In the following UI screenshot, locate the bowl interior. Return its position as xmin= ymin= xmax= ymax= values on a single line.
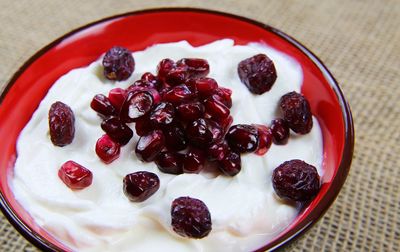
xmin=0 ymin=9 xmax=352 ymax=251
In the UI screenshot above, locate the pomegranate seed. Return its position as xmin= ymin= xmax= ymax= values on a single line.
xmin=108 ymin=88 xmax=126 ymax=112
xmin=187 ymin=78 xmax=218 ymax=98
xmin=280 ymin=92 xmax=313 ymax=134
xmin=238 ymin=54 xmax=277 ymax=94
xmin=164 ymin=123 xmax=187 ymax=151
xmin=157 ymin=58 xmax=175 ymax=81
xmin=271 ymin=119 xmax=290 ymax=145
xmin=176 ymin=102 xmax=205 ymax=122
xmin=101 ymin=117 xmax=133 ymax=145
xmin=141 ymin=72 xmax=161 ymax=90
xmin=135 ymin=130 xmax=165 ymax=162
xmin=213 ymin=87 xmax=232 ymax=108
xmin=177 ymin=58 xmax=210 ymax=78
xmin=204 ymin=97 xmax=230 ymax=120
xmin=186 ymin=118 xmax=213 ymax=148
xmin=120 ymin=91 xmax=154 ymax=123
xmin=102 ymin=46 xmax=135 ymax=81
xmin=149 ymin=102 xmax=175 ymax=127
xmin=58 ymin=161 xmax=92 ymax=190
xmin=155 ymin=151 xmax=184 ymax=175
xmin=253 ymin=124 xmax=272 ymax=155
xmin=226 ymin=124 xmax=259 ymax=153
xmin=125 ymin=86 xmax=161 ymax=105
xmin=95 ymin=134 xmax=121 ymax=164
xmin=163 ymin=84 xmax=194 ymax=105
xmin=48 ymin=101 xmax=75 ymax=147
xmin=218 ymin=151 xmax=241 ymax=176
xmin=183 ymin=148 xmax=206 ymax=173
xmin=123 ymin=171 xmax=160 ymax=202
xmin=220 ymin=115 xmax=233 ymax=132
xmin=207 ymin=119 xmax=224 ymax=143
xmin=90 ymin=94 xmax=116 ymax=118
xmin=165 ymin=66 xmax=188 ymax=86
xmin=207 ymin=141 xmax=230 ymax=161
xmin=134 ymin=114 xmax=154 ymax=136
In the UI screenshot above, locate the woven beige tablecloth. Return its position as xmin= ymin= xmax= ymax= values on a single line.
xmin=1 ymin=0 xmax=399 ymax=251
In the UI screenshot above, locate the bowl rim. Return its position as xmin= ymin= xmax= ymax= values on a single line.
xmin=0 ymin=7 xmax=354 ymax=252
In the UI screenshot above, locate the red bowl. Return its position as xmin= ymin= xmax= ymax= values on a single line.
xmin=0 ymin=8 xmax=354 ymax=251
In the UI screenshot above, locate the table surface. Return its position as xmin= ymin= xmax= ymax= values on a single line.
xmin=1 ymin=0 xmax=399 ymax=251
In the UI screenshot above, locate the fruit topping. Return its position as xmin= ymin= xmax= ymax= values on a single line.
xmin=123 ymin=171 xmax=160 ymax=202
xmin=186 ymin=118 xmax=213 ymax=148
xmin=270 ymin=118 xmax=290 ymax=145
xmin=103 ymin=46 xmax=135 ymax=81
xmin=212 ymin=87 xmax=232 ymax=108
xmin=163 ymin=84 xmax=194 ymax=105
xmin=155 ymin=151 xmax=184 ymax=175
xmin=253 ymin=124 xmax=272 ymax=155
xmin=120 ymin=91 xmax=155 ymax=123
xmin=163 ymin=123 xmax=187 ymax=151
xmin=149 ymin=102 xmax=175 ymax=127
xmin=183 ymin=148 xmax=206 ymax=173
xmin=171 ymin=197 xmax=212 ymax=239
xmin=204 ymin=97 xmax=230 ymax=121
xmin=95 ymin=134 xmax=121 ymax=164
xmin=279 ymin=91 xmax=313 ymax=134
xmin=177 ymin=58 xmax=210 ymax=78
xmin=141 ymin=72 xmax=161 ymax=90
xmin=90 ymin=94 xmax=116 ymax=118
xmin=187 ymin=77 xmax=218 ymax=98
xmin=176 ymin=102 xmax=205 ymax=123
xmin=238 ymin=54 xmax=277 ymax=94
xmin=58 ymin=161 xmax=92 ymax=190
xmin=207 ymin=141 xmax=230 ymax=161
xmin=272 ymin=159 xmax=320 ymax=201
xmin=48 ymin=101 xmax=75 ymax=147
xmin=108 ymin=88 xmax=127 ymax=112
xmin=157 ymin=58 xmax=175 ymax=82
xmin=135 ymin=130 xmax=165 ymax=162
xmin=218 ymin=151 xmax=241 ymax=176
xmin=226 ymin=124 xmax=259 ymax=153
xmin=101 ymin=117 xmax=133 ymax=145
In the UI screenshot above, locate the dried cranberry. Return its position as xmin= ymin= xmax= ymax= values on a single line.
xmin=165 ymin=66 xmax=188 ymax=86
xmin=207 ymin=141 xmax=229 ymax=161
xmin=164 ymin=123 xmax=187 ymax=151
xmin=135 ymin=130 xmax=165 ymax=162
xmin=95 ymin=134 xmax=121 ymax=164
xmin=186 ymin=118 xmax=213 ymax=148
xmin=204 ymin=97 xmax=230 ymax=121
xmin=155 ymin=151 xmax=184 ymax=175
xmin=134 ymin=114 xmax=154 ymax=136
xmin=157 ymin=58 xmax=175 ymax=81
xmin=163 ymin=84 xmax=194 ymax=105
xmin=90 ymin=94 xmax=116 ymax=118
xmin=218 ymin=151 xmax=241 ymax=176
xmin=108 ymin=88 xmax=127 ymax=112
xmin=187 ymin=78 xmax=218 ymax=98
xmin=58 ymin=161 xmax=92 ymax=190
xmin=120 ymin=91 xmax=154 ymax=123
xmin=149 ymin=102 xmax=175 ymax=127
xmin=171 ymin=197 xmax=212 ymax=239
xmin=176 ymin=102 xmax=205 ymax=122
xmin=48 ymin=101 xmax=75 ymax=147
xmin=271 ymin=118 xmax=290 ymax=145
xmin=141 ymin=72 xmax=161 ymax=90
xmin=226 ymin=124 xmax=259 ymax=153
xmin=183 ymin=148 xmax=206 ymax=173
xmin=253 ymin=124 xmax=272 ymax=155
xmin=123 ymin=171 xmax=160 ymax=202
xmin=272 ymin=159 xmax=320 ymax=201
xmin=103 ymin=46 xmax=134 ymax=81
xmin=213 ymin=87 xmax=232 ymax=108
xmin=177 ymin=58 xmax=210 ymax=78
xmin=238 ymin=54 xmax=277 ymax=94
xmin=280 ymin=92 xmax=313 ymax=134
xmin=101 ymin=117 xmax=133 ymax=145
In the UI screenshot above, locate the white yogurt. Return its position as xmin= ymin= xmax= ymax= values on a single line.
xmin=10 ymin=39 xmax=323 ymax=252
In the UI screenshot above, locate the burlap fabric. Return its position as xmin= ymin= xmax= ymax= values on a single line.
xmin=1 ymin=0 xmax=399 ymax=251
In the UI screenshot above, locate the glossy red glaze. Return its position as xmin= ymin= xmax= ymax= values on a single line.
xmin=0 ymin=8 xmax=354 ymax=252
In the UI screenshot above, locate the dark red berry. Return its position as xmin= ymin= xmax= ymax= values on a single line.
xmin=187 ymin=78 xmax=218 ymax=98
xmin=163 ymin=84 xmax=194 ymax=105
xmin=218 ymin=151 xmax=241 ymax=176
xmin=101 ymin=117 xmax=133 ymax=145
xmin=253 ymin=124 xmax=272 ymax=155
xmin=91 ymin=94 xmax=116 ymax=118
xmin=155 ymin=151 xmax=184 ymax=175
xmin=103 ymin=46 xmax=134 ymax=81
xmin=176 ymin=102 xmax=205 ymax=122
xmin=271 ymin=118 xmax=290 ymax=145
xmin=238 ymin=54 xmax=277 ymax=94
xmin=186 ymin=118 xmax=213 ymax=148
xmin=213 ymin=87 xmax=232 ymax=108
xmin=207 ymin=141 xmax=229 ymax=161
xmin=207 ymin=119 xmax=224 ymax=143
xmin=120 ymin=91 xmax=154 ymax=123
xmin=58 ymin=161 xmax=92 ymax=190
xmin=141 ymin=72 xmax=161 ymax=90
xmin=157 ymin=58 xmax=175 ymax=81
xmin=134 ymin=114 xmax=154 ymax=136
xmin=280 ymin=92 xmax=313 ymax=134
xmin=164 ymin=123 xmax=187 ymax=151
xmin=226 ymin=124 xmax=259 ymax=153
xmin=220 ymin=115 xmax=233 ymax=132
xmin=177 ymin=58 xmax=210 ymax=78
xmin=165 ymin=66 xmax=188 ymax=86
xmin=95 ymin=134 xmax=121 ymax=164
xmin=272 ymin=159 xmax=320 ymax=201
xmin=123 ymin=171 xmax=160 ymax=202
xmin=149 ymin=102 xmax=175 ymax=127
xmin=48 ymin=101 xmax=75 ymax=147
xmin=204 ymin=97 xmax=230 ymax=120
xmin=171 ymin=197 xmax=212 ymax=239
xmin=108 ymin=88 xmax=127 ymax=112
xmin=183 ymin=148 xmax=206 ymax=173
xmin=135 ymin=130 xmax=165 ymax=162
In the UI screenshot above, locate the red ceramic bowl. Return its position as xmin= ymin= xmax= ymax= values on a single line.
xmin=0 ymin=8 xmax=354 ymax=251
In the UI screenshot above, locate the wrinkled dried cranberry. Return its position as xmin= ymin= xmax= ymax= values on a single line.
xmin=149 ymin=102 xmax=175 ymax=127
xmin=171 ymin=196 xmax=212 ymax=239
xmin=187 ymin=78 xmax=218 ymax=98
xmin=155 ymin=151 xmax=184 ymax=175
xmin=134 ymin=114 xmax=154 ymax=136
xmin=165 ymin=66 xmax=188 ymax=86
xmin=48 ymin=101 xmax=75 ymax=147
xmin=120 ymin=91 xmax=154 ymax=123
xmin=157 ymin=58 xmax=175 ymax=81
xmin=58 ymin=161 xmax=92 ymax=190
xmin=135 ymin=130 xmax=165 ymax=162
xmin=123 ymin=171 xmax=160 ymax=202
xmin=271 ymin=118 xmax=290 ymax=145
xmin=226 ymin=124 xmax=259 ymax=153
xmin=163 ymin=84 xmax=194 ymax=105
xmin=108 ymin=88 xmax=126 ymax=112
xmin=91 ymin=94 xmax=116 ymax=118
xmin=238 ymin=54 xmax=277 ymax=94
xmin=218 ymin=151 xmax=241 ymax=176
xmin=101 ymin=117 xmax=133 ymax=145
xmin=213 ymin=87 xmax=232 ymax=108
xmin=103 ymin=46 xmax=134 ymax=81
xmin=177 ymin=58 xmax=210 ymax=78
xmin=141 ymin=72 xmax=161 ymax=90
xmin=164 ymin=123 xmax=187 ymax=151
xmin=253 ymin=124 xmax=272 ymax=155
xmin=280 ymin=92 xmax=313 ymax=134
xmin=207 ymin=141 xmax=229 ymax=161
xmin=272 ymin=159 xmax=320 ymax=201
xmin=186 ymin=118 xmax=213 ymax=148
xmin=95 ymin=134 xmax=121 ymax=164
xmin=176 ymin=102 xmax=205 ymax=122
xmin=183 ymin=148 xmax=206 ymax=173
xmin=204 ymin=97 xmax=230 ymax=121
